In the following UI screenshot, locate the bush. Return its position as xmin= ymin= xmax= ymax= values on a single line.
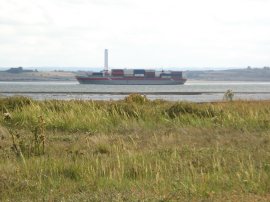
xmin=124 ymin=94 xmax=149 ymax=104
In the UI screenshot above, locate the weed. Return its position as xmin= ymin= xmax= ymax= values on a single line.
xmin=8 ymin=115 xmax=46 ymax=158
xmin=224 ymin=89 xmax=234 ymax=101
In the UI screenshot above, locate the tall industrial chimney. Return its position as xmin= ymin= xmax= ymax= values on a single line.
xmin=104 ymin=49 xmax=108 ymax=71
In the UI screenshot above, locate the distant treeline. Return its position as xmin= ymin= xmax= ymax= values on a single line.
xmin=4 ymin=67 xmax=38 ymax=73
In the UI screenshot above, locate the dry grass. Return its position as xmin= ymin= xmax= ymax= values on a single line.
xmin=0 ymin=95 xmax=270 ymax=201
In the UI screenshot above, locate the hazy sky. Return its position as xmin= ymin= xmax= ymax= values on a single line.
xmin=1 ymin=0 xmax=270 ymax=69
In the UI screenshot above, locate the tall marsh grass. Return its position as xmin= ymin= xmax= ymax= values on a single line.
xmin=1 ymin=95 xmax=270 ymax=132
xmin=0 ymin=95 xmax=270 ymax=201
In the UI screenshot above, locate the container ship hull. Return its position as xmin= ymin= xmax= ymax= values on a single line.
xmin=76 ymin=76 xmax=187 ymax=85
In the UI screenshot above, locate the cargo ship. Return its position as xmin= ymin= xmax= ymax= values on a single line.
xmin=76 ymin=49 xmax=187 ymax=85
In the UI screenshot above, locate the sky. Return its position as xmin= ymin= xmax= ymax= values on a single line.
xmin=0 ymin=0 xmax=270 ymax=70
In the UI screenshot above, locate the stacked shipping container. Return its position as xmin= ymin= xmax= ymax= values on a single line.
xmin=145 ymin=70 xmax=155 ymax=78
xmin=111 ymin=69 xmax=124 ymax=76
xmin=108 ymin=69 xmax=183 ymax=78
xmin=160 ymin=73 xmax=172 ymax=78
xmin=133 ymin=69 xmax=145 ymax=77
xmin=92 ymin=72 xmax=103 ymax=77
xmin=123 ymin=69 xmax=134 ymax=77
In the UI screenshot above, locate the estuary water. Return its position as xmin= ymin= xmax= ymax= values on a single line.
xmin=0 ymin=81 xmax=270 ymax=102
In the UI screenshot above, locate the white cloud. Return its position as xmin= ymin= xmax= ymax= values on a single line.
xmin=0 ymin=0 xmax=270 ymax=69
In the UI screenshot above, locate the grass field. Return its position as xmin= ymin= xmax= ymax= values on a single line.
xmin=0 ymin=95 xmax=270 ymax=201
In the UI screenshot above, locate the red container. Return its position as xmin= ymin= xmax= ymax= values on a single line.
xmin=112 ymin=69 xmax=124 ymax=76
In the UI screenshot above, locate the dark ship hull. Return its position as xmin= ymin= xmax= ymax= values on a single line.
xmin=76 ymin=76 xmax=187 ymax=85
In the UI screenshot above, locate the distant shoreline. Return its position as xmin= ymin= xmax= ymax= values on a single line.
xmin=1 ymin=79 xmax=270 ymax=83
xmin=1 ymin=67 xmax=270 ymax=82
xmin=1 ymin=91 xmax=270 ymax=95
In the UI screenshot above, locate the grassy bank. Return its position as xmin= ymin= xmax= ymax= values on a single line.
xmin=0 ymin=95 xmax=270 ymax=201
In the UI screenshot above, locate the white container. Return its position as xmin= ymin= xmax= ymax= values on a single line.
xmin=155 ymin=71 xmax=162 ymax=77
xmin=123 ymin=69 xmax=134 ymax=75
xmin=134 ymin=74 xmax=144 ymax=77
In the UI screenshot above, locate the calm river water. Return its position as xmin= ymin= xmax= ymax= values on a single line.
xmin=0 ymin=81 xmax=270 ymax=102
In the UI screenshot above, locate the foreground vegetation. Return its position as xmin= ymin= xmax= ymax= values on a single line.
xmin=0 ymin=95 xmax=270 ymax=201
